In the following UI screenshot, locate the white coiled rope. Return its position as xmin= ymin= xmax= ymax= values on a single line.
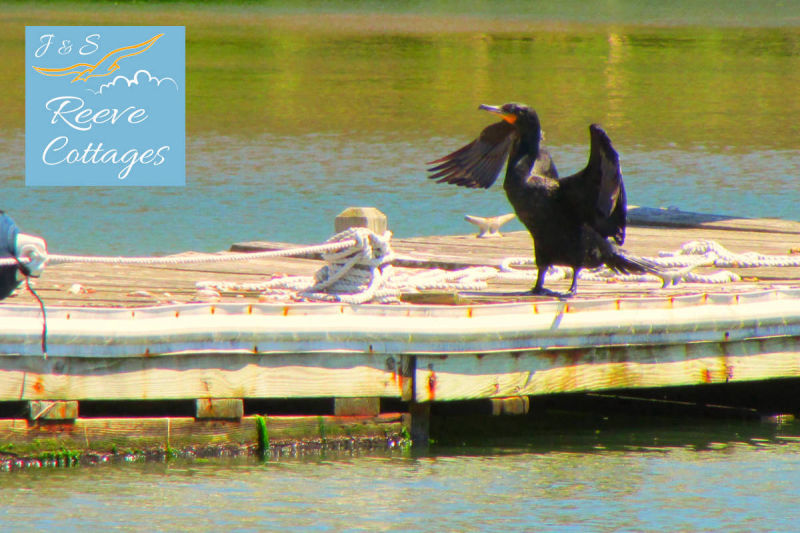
xmin=199 ymin=229 xmax=499 ymax=304
xmin=4 ymin=231 xmax=798 ymax=304
xmin=199 ymin=228 xmax=402 ymax=304
xmin=302 ymin=227 xmax=397 ymax=303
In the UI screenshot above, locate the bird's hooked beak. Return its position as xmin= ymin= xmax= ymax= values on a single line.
xmin=479 ymin=104 xmax=517 ymax=124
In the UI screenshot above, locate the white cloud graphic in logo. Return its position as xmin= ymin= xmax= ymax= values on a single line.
xmin=88 ymin=69 xmax=178 ymax=96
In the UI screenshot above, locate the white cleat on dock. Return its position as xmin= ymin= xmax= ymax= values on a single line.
xmin=464 ymin=213 xmax=516 ymax=238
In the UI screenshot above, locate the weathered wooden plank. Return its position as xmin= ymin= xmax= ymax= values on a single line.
xmin=0 ymin=353 xmax=405 ymax=401
xmin=627 ymin=206 xmax=800 ymax=234
xmin=414 ymin=336 xmax=800 ymax=401
xmin=0 ymin=413 xmax=406 ymax=452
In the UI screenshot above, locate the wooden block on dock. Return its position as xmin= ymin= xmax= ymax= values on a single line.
xmin=334 ymin=397 xmax=380 ymax=416
xmin=490 ymin=396 xmax=530 ymax=416
xmin=334 ymin=207 xmax=387 ymax=234
xmin=28 ymin=400 xmax=78 ymax=421
xmin=195 ymin=398 xmax=243 ymax=420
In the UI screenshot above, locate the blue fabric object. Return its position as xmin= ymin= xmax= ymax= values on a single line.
xmin=0 ymin=211 xmax=21 ymax=300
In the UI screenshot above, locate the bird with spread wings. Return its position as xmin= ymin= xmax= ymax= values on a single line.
xmin=32 ymin=33 xmax=163 ymax=83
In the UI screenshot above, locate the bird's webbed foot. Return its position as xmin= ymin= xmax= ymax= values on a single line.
xmin=531 ymin=268 xmax=576 ymax=299
xmin=530 ymin=286 xmax=574 ymax=299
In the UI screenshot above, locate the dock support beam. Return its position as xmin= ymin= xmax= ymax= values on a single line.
xmin=490 ymin=396 xmax=530 ymax=416
xmin=27 ymin=400 xmax=78 ymax=421
xmin=409 ymin=401 xmax=430 ymax=447
xmin=195 ymin=398 xmax=244 ymax=420
xmin=334 ymin=398 xmax=380 ymax=416
xmin=402 ymin=355 xmax=430 ymax=447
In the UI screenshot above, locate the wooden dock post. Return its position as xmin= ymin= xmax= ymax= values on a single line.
xmin=333 ymin=206 xmax=387 ymax=419
xmin=334 ymin=206 xmax=388 ymax=234
xmin=402 ymin=354 xmax=431 ymax=447
xmin=409 ymin=401 xmax=430 ymax=447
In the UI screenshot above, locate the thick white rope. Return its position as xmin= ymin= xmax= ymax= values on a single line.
xmin=199 ymin=265 xmax=500 ymax=304
xmin=5 ymin=231 xmax=798 ymax=304
xmin=200 ymin=228 xmax=405 ymax=304
xmin=498 ymin=255 xmax=742 ymax=285
xmin=658 ymin=240 xmax=800 ymax=268
xmin=200 ymin=235 xmax=774 ymax=304
xmin=0 ymin=239 xmax=357 ymax=268
xmin=199 ymin=228 xmax=500 ymax=304
xmin=493 ymin=237 xmax=800 ymax=285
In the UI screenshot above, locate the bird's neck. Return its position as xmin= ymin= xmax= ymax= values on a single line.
xmin=506 ymin=131 xmax=541 ymax=179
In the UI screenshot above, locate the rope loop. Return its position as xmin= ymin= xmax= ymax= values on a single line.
xmin=304 ymin=227 xmax=396 ymax=303
xmin=5 ymin=228 xmax=800 ymax=304
xmin=199 ymin=228 xmax=499 ymax=304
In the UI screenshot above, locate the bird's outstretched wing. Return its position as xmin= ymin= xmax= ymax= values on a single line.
xmin=560 ymin=124 xmax=627 ymax=244
xmin=32 ymin=63 xmax=94 ymax=80
xmin=427 ymin=120 xmax=518 ymax=189
xmin=32 ymin=33 xmax=163 ymax=83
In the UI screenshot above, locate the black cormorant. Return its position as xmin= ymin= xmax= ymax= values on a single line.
xmin=427 ymin=102 xmax=672 ymax=297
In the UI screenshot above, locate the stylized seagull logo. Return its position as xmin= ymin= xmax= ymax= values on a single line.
xmin=32 ymin=33 xmax=164 ymax=83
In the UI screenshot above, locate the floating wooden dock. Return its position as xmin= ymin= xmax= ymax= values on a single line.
xmin=2 ymin=206 xmax=800 ymax=456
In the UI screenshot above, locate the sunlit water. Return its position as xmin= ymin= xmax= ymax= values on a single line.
xmin=3 ymin=423 xmax=800 ymax=532
xmin=2 ymin=2 xmax=800 ymax=529
xmin=1 ymin=3 xmax=799 ymax=254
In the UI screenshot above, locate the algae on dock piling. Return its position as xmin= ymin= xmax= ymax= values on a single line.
xmin=255 ymin=415 xmax=269 ymax=459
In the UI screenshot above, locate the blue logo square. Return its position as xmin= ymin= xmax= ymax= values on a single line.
xmin=25 ymin=26 xmax=185 ymax=186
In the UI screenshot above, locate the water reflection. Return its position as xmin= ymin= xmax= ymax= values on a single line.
xmin=0 ymin=6 xmax=798 ymax=255
xmin=3 ymin=422 xmax=800 ymax=531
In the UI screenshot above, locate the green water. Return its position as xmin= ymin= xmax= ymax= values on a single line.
xmin=3 ymin=2 xmax=800 ymax=529
xmin=0 ymin=1 xmax=798 ymax=253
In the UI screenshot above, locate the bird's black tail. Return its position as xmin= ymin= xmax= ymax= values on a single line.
xmin=609 ymin=249 xmax=683 ymax=288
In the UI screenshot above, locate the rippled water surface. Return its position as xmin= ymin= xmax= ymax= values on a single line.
xmin=1 ymin=2 xmax=799 ymax=254
xmin=4 ymin=421 xmax=800 ymax=532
